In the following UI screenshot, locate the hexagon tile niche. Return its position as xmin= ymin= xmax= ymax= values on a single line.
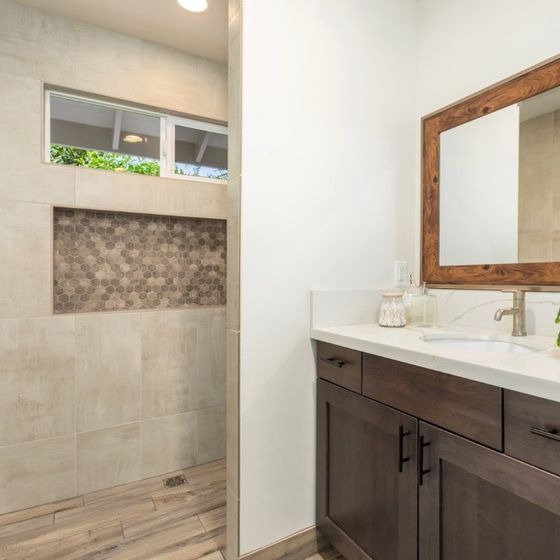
xmin=53 ymin=208 xmax=226 ymax=313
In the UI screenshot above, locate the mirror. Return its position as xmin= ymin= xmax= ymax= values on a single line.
xmin=422 ymin=56 xmax=560 ymax=287
xmin=440 ymin=86 xmax=560 ymax=266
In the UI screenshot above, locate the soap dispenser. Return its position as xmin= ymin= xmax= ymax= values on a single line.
xmin=409 ymin=282 xmax=438 ymax=327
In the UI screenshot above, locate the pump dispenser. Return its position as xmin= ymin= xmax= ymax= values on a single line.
xmin=409 ymin=282 xmax=438 ymax=327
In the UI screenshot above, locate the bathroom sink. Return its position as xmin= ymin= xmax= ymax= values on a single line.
xmin=421 ymin=333 xmax=543 ymax=354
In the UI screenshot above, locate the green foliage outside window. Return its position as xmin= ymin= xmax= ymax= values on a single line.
xmin=50 ymin=144 xmax=228 ymax=180
xmin=50 ymin=145 xmax=161 ymax=176
xmin=556 ymin=308 xmax=560 ymax=347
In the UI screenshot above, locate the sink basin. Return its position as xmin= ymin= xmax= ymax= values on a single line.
xmin=421 ymin=333 xmax=542 ymax=354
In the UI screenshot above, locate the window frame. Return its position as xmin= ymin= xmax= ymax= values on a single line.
xmin=44 ymin=88 xmax=228 ymax=184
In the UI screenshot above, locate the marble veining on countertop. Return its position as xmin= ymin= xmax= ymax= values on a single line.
xmin=310 ymin=323 xmax=560 ymax=403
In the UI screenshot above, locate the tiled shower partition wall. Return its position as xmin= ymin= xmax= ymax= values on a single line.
xmin=0 ymin=204 xmax=228 ymax=514
xmin=0 ymin=0 xmax=228 ymax=516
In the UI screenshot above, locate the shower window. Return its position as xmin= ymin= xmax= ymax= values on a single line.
xmin=45 ymin=90 xmax=228 ymax=182
xmin=161 ymin=117 xmax=228 ymax=181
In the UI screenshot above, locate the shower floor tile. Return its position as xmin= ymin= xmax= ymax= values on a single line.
xmin=0 ymin=459 xmax=226 ymax=560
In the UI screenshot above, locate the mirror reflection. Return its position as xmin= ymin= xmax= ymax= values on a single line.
xmin=439 ymin=86 xmax=560 ymax=266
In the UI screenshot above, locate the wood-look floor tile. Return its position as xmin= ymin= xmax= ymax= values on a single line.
xmin=122 ymin=504 xmax=204 ymax=540
xmin=0 ymin=496 xmax=83 ymax=528
xmin=86 ymin=515 xmax=207 ymax=560
xmin=132 ymin=527 xmax=226 ymax=560
xmin=183 ymin=461 xmax=225 ymax=480
xmin=304 ymin=547 xmax=344 ymax=560
xmin=0 ymin=459 xmax=227 ymax=560
xmin=152 ymin=481 xmax=226 ymax=514
xmin=185 ymin=470 xmax=226 ymax=490
xmin=55 ymin=497 xmax=155 ymax=525
xmin=198 ymin=506 xmax=226 ymax=532
xmin=0 ymin=511 xmax=125 ymax=553
xmin=0 ymin=522 xmax=123 ymax=560
xmin=83 ymin=471 xmax=169 ymax=506
xmin=0 ymin=514 xmax=53 ymax=541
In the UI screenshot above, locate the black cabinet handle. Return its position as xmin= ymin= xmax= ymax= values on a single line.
xmin=319 ymin=357 xmax=346 ymax=369
xmin=398 ymin=425 xmax=411 ymax=473
xmin=531 ymin=426 xmax=560 ymax=442
xmin=417 ymin=434 xmax=431 ymax=486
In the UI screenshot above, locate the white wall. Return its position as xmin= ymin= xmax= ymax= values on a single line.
xmin=238 ymin=0 xmax=418 ymax=553
xmin=417 ymin=0 xmax=560 ymax=119
xmin=439 ymin=104 xmax=519 ymax=265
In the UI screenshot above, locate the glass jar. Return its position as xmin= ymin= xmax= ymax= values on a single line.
xmin=378 ymin=293 xmax=407 ymax=328
xmin=408 ymin=283 xmax=438 ymax=327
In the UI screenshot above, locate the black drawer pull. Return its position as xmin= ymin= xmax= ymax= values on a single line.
xmin=319 ymin=357 xmax=346 ymax=369
xmin=398 ymin=425 xmax=411 ymax=473
xmin=530 ymin=427 xmax=560 ymax=442
xmin=417 ymin=434 xmax=431 ymax=486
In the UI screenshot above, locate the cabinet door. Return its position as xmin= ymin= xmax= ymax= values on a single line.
xmin=419 ymin=422 xmax=560 ymax=560
xmin=317 ymin=379 xmax=418 ymax=560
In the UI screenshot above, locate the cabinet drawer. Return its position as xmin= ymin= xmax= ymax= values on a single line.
xmin=505 ymin=390 xmax=560 ymax=476
xmin=363 ymin=354 xmax=503 ymax=450
xmin=316 ymin=341 xmax=362 ymax=393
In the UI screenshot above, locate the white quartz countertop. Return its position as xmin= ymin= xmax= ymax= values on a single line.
xmin=310 ymin=324 xmax=560 ymax=403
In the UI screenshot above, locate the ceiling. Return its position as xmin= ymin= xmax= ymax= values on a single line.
xmin=17 ymin=0 xmax=228 ymax=63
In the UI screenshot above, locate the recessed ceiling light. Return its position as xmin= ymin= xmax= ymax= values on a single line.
xmin=177 ymin=0 xmax=208 ymax=13
xmin=123 ymin=134 xmax=145 ymax=144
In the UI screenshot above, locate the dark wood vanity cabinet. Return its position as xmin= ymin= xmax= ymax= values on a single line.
xmin=419 ymin=422 xmax=560 ymax=560
xmin=317 ymin=379 xmax=417 ymax=560
xmin=316 ymin=341 xmax=560 ymax=560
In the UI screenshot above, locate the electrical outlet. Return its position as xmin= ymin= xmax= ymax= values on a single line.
xmin=394 ymin=261 xmax=408 ymax=287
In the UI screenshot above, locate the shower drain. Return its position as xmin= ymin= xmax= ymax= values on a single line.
xmin=163 ymin=474 xmax=187 ymax=488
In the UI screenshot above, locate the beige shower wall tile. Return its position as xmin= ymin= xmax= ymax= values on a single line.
xmin=0 ymin=73 xmax=75 ymax=205
xmin=228 ymin=7 xmax=242 ymax=180
xmin=0 ymin=316 xmax=75 ymax=446
xmin=142 ymin=412 xmax=198 ymax=479
xmin=32 ymin=8 xmax=76 ymax=86
xmin=0 ymin=0 xmax=34 ymax=78
xmin=519 ymin=114 xmax=555 ymax=235
xmin=197 ymin=308 xmax=226 ymax=409
xmin=75 ymin=167 xmax=227 ymax=220
xmin=76 ymin=313 xmax=142 ymax=432
xmin=0 ymin=435 xmax=77 ymax=515
xmin=141 ymin=309 xmax=198 ymax=418
xmin=0 ymin=201 xmax=52 ymax=318
xmin=75 ymin=22 xmax=140 ymax=101
xmin=77 ymin=424 xmax=141 ymax=494
xmin=0 ymin=0 xmax=76 ymax=85
xmin=518 ymin=231 xmax=553 ymax=263
xmin=553 ymin=193 xmax=560 ymax=231
xmin=0 ymin=164 xmax=76 ymax=206
xmin=197 ymin=58 xmax=229 ymax=123
xmin=226 ymin=329 xmax=239 ymax=496
xmin=552 ymin=231 xmax=560 ymax=261
xmin=226 ymin=487 xmax=239 ymax=560
xmin=518 ymin=153 xmax=554 ymax=233
xmin=198 ymin=406 xmax=226 ymax=464
xmin=229 ymin=0 xmax=241 ymax=22
xmin=227 ymin=176 xmax=241 ymax=330
xmin=0 ymin=72 xmax=41 ymax=170
xmin=140 ymin=41 xmax=227 ymax=122
xmin=140 ymin=42 xmax=198 ymax=114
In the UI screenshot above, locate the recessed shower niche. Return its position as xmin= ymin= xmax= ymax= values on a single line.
xmin=53 ymin=208 xmax=227 ymax=314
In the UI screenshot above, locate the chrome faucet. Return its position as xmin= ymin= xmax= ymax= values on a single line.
xmin=494 ymin=290 xmax=527 ymax=337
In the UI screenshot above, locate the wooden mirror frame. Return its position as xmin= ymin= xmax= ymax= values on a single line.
xmin=422 ymin=56 xmax=560 ymax=288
